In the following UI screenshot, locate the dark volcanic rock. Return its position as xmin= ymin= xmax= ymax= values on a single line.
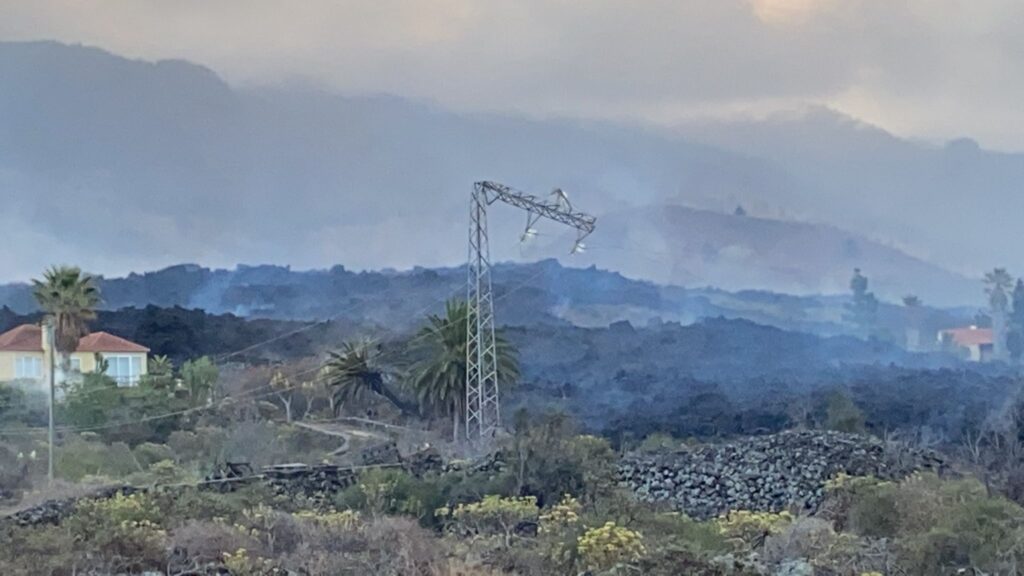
xmin=618 ymin=430 xmax=945 ymax=519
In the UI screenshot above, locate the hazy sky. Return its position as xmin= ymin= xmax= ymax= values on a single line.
xmin=4 ymin=0 xmax=1024 ymax=151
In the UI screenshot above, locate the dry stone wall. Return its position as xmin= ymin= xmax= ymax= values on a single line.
xmin=619 ymin=430 xmax=946 ymax=519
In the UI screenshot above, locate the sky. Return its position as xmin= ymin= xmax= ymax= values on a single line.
xmin=3 ymin=0 xmax=1024 ymax=151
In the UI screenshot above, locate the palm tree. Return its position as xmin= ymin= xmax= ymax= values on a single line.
xmin=410 ymin=299 xmax=519 ymax=441
xmin=32 ymin=266 xmax=101 ymax=380
xmin=985 ymin=268 xmax=1014 ymax=358
xmin=324 ymin=339 xmax=416 ymax=416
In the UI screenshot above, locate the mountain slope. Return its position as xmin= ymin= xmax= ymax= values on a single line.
xmin=0 ymin=40 xmax=1010 ymax=306
xmin=553 ymin=204 xmax=980 ymax=304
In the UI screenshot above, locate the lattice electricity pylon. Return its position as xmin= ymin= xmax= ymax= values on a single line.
xmin=465 ymin=181 xmax=597 ymax=440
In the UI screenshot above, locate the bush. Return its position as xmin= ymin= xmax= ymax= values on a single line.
xmin=0 ymin=524 xmax=78 ymax=576
xmin=65 ymin=491 xmax=168 ymax=572
xmin=439 ymin=495 xmax=539 ymax=547
xmin=55 ymin=437 xmax=139 ymax=481
xmin=577 ymin=521 xmax=646 ymax=573
xmin=336 ymin=468 xmax=447 ymax=526
xmin=168 ymin=519 xmax=261 ymax=567
xmin=716 ymin=510 xmax=793 ymax=550
xmin=132 ymin=442 xmax=175 ymax=468
xmin=507 ymin=413 xmax=617 ymax=505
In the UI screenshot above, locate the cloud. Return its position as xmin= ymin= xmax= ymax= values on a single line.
xmin=3 ymin=1 xmax=1024 ymax=149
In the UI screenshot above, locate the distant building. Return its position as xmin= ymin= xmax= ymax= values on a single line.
xmin=0 ymin=324 xmax=150 ymax=387
xmin=937 ymin=326 xmax=994 ymax=362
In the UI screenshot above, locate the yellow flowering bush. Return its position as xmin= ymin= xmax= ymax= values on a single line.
xmin=222 ymin=547 xmax=283 ymax=576
xmin=540 ymin=494 xmax=581 ymax=534
xmin=294 ymin=508 xmax=362 ymax=530
xmin=577 ymin=521 xmax=646 ymax=573
xmin=716 ymin=509 xmax=793 ymax=549
xmin=438 ymin=495 xmax=539 ymax=546
xmin=66 ymin=491 xmax=168 ymax=568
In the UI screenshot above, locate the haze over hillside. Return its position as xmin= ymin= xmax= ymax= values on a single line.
xmin=0 ymin=260 xmax=971 ymax=343
xmin=0 ymin=41 xmax=1012 ymax=305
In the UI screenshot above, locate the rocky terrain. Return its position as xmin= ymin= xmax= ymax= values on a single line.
xmin=619 ymin=430 xmax=947 ymax=519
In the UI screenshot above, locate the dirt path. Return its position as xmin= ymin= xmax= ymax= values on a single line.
xmin=295 ymin=420 xmax=391 ymax=456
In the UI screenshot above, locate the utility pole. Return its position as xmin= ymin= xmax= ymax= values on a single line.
xmin=465 ymin=181 xmax=596 ymax=440
xmin=45 ymin=320 xmax=56 ymax=485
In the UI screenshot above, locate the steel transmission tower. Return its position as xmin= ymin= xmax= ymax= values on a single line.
xmin=465 ymin=181 xmax=597 ymax=440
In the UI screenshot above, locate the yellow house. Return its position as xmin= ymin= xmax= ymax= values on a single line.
xmin=0 ymin=324 xmax=149 ymax=388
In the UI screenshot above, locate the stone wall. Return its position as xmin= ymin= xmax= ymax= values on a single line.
xmin=619 ymin=430 xmax=946 ymax=519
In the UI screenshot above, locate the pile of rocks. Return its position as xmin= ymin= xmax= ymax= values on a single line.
xmin=3 ymin=485 xmax=140 ymax=528
xmin=619 ymin=430 xmax=946 ymax=519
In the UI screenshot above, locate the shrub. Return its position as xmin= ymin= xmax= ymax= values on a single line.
xmin=577 ymin=521 xmax=646 ymax=573
xmin=440 ymin=495 xmax=539 ymax=547
xmin=132 ymin=442 xmax=175 ymax=468
xmin=55 ymin=437 xmax=139 ymax=481
xmin=169 ymin=519 xmax=262 ymax=567
xmin=716 ymin=510 xmax=793 ymax=550
xmin=65 ymin=491 xmax=168 ymax=571
xmin=0 ymin=524 xmax=78 ymax=576
xmin=336 ymin=468 xmax=447 ymax=525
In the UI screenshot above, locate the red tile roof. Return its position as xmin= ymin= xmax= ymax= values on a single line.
xmin=0 ymin=324 xmax=43 ymax=351
xmin=941 ymin=327 xmax=994 ymax=347
xmin=0 ymin=324 xmax=148 ymax=353
xmin=76 ymin=332 xmax=149 ymax=353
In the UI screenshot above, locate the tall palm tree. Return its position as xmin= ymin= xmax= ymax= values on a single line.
xmin=410 ymin=299 xmax=519 ymax=441
xmin=32 ymin=266 xmax=101 ymax=379
xmin=324 ymin=339 xmax=416 ymax=415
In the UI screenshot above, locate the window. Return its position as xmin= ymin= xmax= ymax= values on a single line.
xmin=15 ymin=356 xmax=42 ymax=379
xmin=104 ymin=355 xmax=143 ymax=386
xmin=70 ymin=357 xmax=81 ymax=372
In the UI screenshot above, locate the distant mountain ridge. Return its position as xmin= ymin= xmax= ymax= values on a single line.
xmin=1 ymin=40 xmax=1013 ymax=306
xmin=0 ymin=260 xmax=970 ymax=342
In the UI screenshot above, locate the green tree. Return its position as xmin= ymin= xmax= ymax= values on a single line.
xmin=32 ymin=266 xmax=101 ymax=378
xmin=825 ymin=390 xmax=866 ymax=434
xmin=180 ymin=357 xmax=217 ymax=405
xmin=140 ymin=355 xmax=175 ymax=390
xmin=410 ymin=299 xmax=519 ymax=441
xmin=325 ymin=339 xmax=415 ymax=415
xmin=1008 ymin=279 xmax=1024 ymax=362
xmin=902 ymin=294 xmax=924 ymax=351
xmin=986 ymin=268 xmax=1013 ymax=359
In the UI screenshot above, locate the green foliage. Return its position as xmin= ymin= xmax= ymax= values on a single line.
xmin=716 ymin=509 xmax=794 ymax=550
xmin=638 ymin=432 xmax=682 ymax=453
xmin=0 ymin=443 xmax=29 ymax=502
xmin=336 ymin=468 xmax=447 ymax=524
xmin=577 ymin=521 xmax=646 ymax=574
xmin=507 ymin=412 xmax=617 ymax=505
xmin=140 ymin=354 xmax=176 ymax=390
xmin=32 ymin=265 xmax=101 ymax=354
xmin=168 ymin=426 xmax=229 ymax=465
xmin=132 ymin=441 xmax=175 ymax=469
xmin=410 ymin=299 xmax=519 ymax=439
xmin=63 ymin=371 xmax=191 ymax=444
xmin=824 ymin=389 xmax=865 ymax=434
xmin=439 ymin=495 xmax=539 ymax=547
xmin=325 ymin=339 xmax=412 ymax=415
xmin=65 ymin=491 xmax=168 ymax=571
xmin=55 ymin=436 xmax=139 ymax=481
xmin=181 ymin=356 xmax=218 ymax=404
xmin=828 ymin=473 xmax=1024 ymax=574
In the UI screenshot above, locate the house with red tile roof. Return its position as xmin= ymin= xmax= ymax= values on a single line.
xmin=938 ymin=326 xmax=994 ymax=362
xmin=0 ymin=324 xmax=149 ymax=387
